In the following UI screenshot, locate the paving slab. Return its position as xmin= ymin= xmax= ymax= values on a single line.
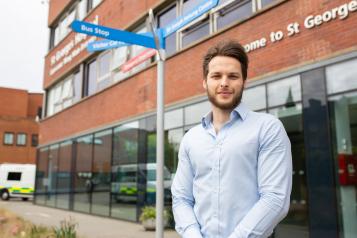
xmin=0 ymin=200 xmax=180 ymax=238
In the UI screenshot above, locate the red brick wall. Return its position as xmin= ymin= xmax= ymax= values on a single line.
xmin=40 ymin=0 xmax=357 ymax=144
xmin=0 ymin=88 xmax=43 ymax=164
xmin=48 ymin=0 xmax=72 ymax=26
xmin=27 ymin=94 xmax=43 ymax=118
xmin=0 ymin=87 xmax=28 ymax=117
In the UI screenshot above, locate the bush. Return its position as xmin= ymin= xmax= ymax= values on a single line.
xmin=52 ymin=217 xmax=78 ymax=238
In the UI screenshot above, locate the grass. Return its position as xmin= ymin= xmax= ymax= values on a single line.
xmin=0 ymin=208 xmax=80 ymax=238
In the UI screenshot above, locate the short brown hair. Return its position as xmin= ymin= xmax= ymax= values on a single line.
xmin=202 ymin=40 xmax=248 ymax=80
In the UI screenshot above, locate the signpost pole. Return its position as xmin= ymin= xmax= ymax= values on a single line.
xmin=149 ymin=9 xmax=165 ymax=238
xmin=156 ymin=49 xmax=165 ymax=238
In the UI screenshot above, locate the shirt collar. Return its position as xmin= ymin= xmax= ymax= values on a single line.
xmin=201 ymin=102 xmax=249 ymax=128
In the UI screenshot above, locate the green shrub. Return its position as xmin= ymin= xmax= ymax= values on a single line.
xmin=52 ymin=217 xmax=77 ymax=238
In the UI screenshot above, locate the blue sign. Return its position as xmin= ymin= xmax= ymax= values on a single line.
xmin=71 ymin=21 xmax=156 ymax=49
xmin=163 ymin=0 xmax=219 ymax=37
xmin=87 ymin=32 xmax=154 ymax=52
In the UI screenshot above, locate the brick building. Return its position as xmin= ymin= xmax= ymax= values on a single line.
xmin=0 ymin=87 xmax=42 ymax=164
xmin=37 ymin=0 xmax=357 ymax=237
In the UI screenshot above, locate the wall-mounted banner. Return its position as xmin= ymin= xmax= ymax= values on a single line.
xmin=121 ymin=48 xmax=157 ymax=72
xmin=87 ymin=32 xmax=154 ymax=52
xmin=163 ymin=0 xmax=219 ymax=37
xmin=71 ymin=20 xmax=156 ymax=49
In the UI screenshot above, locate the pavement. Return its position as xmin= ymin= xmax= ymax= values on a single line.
xmin=0 ymin=199 xmax=180 ymax=238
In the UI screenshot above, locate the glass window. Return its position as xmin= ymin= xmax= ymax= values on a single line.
xmin=91 ymin=129 xmax=112 ymax=216
xmin=53 ymin=84 xmax=63 ymax=113
xmin=87 ymin=60 xmax=97 ymax=96
xmin=35 ymin=147 xmax=49 ymax=205
xmin=73 ymin=70 xmax=82 ymax=102
xmin=261 ymin=0 xmax=277 ymax=8
xmin=113 ymin=121 xmax=139 ymax=166
xmin=77 ymin=0 xmax=87 ymax=20
xmin=46 ymin=88 xmax=55 ymax=117
xmin=98 ymin=51 xmax=111 ymax=82
xmin=158 ymin=4 xmax=177 ymax=56
xmin=216 ymin=0 xmax=253 ymax=30
xmin=267 ymin=75 xmax=301 ymax=108
xmin=184 ymin=100 xmax=210 ymax=125
xmin=73 ymin=135 xmax=93 ymax=213
xmin=328 ymin=93 xmax=357 ymax=237
xmin=7 ymin=172 xmax=22 ymax=181
xmin=112 ymin=46 xmax=128 ymax=70
xmin=31 ymin=134 xmax=39 ymax=147
xmin=181 ymin=18 xmax=210 ymax=48
xmin=268 ymin=103 xmax=309 ymax=237
xmin=16 ymin=133 xmax=27 ymax=146
xmin=3 ymin=132 xmax=14 ymax=145
xmin=165 ymin=108 xmax=183 ymax=130
xmin=242 ymin=85 xmax=266 ymax=111
xmin=56 ymin=141 xmax=72 ymax=210
xmin=130 ymin=25 xmax=150 ymax=74
xmin=46 ymin=144 xmax=59 ymax=207
xmin=182 ymin=0 xmax=197 ymax=14
xmin=62 ymin=77 xmax=74 ymax=109
xmin=112 ymin=121 xmax=139 ymax=221
xmin=54 ymin=25 xmax=60 ymax=46
xmin=326 ymin=58 xmax=357 ymax=95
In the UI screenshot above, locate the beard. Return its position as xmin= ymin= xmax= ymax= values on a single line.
xmin=206 ymin=88 xmax=243 ymax=111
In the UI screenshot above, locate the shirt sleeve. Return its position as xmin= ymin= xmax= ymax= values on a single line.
xmin=171 ymin=135 xmax=203 ymax=238
xmin=228 ymin=118 xmax=292 ymax=238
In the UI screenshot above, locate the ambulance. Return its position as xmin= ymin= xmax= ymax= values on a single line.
xmin=0 ymin=163 xmax=36 ymax=201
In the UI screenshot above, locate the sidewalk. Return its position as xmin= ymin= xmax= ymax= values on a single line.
xmin=0 ymin=200 xmax=180 ymax=238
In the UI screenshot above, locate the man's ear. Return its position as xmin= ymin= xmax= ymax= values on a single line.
xmin=202 ymin=79 xmax=207 ymax=90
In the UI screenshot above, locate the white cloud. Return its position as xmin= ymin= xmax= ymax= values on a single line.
xmin=0 ymin=0 xmax=48 ymax=93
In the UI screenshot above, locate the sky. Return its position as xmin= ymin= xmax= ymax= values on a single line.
xmin=0 ymin=0 xmax=49 ymax=93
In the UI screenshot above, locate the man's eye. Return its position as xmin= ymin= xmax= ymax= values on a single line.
xmin=211 ymin=75 xmax=220 ymax=79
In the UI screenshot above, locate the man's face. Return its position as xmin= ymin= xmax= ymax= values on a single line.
xmin=203 ymin=56 xmax=245 ymax=111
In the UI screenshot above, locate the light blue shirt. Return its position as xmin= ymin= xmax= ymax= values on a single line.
xmin=171 ymin=103 xmax=292 ymax=238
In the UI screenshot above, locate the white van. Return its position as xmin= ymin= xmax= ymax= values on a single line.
xmin=0 ymin=163 xmax=36 ymax=201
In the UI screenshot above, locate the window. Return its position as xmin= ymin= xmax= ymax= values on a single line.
xmin=88 ymin=0 xmax=102 ymax=11
xmin=242 ymin=85 xmax=266 ymax=111
xmin=181 ymin=17 xmax=210 ymax=48
xmin=4 ymin=132 xmax=14 ymax=145
xmin=215 ymin=0 xmax=253 ymax=31
xmin=7 ymin=172 xmax=22 ymax=181
xmin=326 ymin=58 xmax=357 ymax=95
xmin=158 ymin=4 xmax=177 ymax=56
xmin=267 ymin=75 xmax=301 ymax=108
xmin=87 ymin=59 xmax=97 ymax=96
xmin=179 ymin=0 xmax=210 ymax=48
xmin=129 ymin=25 xmax=151 ymax=74
xmin=97 ymin=51 xmax=111 ymax=91
xmin=16 ymin=133 xmax=27 ymax=146
xmin=31 ymin=134 xmax=39 ymax=147
xmin=260 ymin=0 xmax=277 ymax=8
xmin=46 ymin=71 xmax=81 ymax=117
xmin=49 ymin=0 xmax=93 ymax=49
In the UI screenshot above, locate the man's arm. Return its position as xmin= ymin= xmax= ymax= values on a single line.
xmin=171 ymin=135 xmax=203 ymax=238
xmin=228 ymin=119 xmax=292 ymax=238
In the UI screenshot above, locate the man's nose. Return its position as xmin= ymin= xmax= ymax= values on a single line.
xmin=220 ymin=76 xmax=229 ymax=87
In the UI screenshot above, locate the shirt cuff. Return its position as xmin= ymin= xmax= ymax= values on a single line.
xmin=182 ymin=224 xmax=202 ymax=238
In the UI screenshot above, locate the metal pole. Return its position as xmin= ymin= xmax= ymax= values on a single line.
xmin=156 ymin=49 xmax=165 ymax=238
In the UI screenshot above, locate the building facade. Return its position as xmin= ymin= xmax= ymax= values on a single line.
xmin=38 ymin=0 xmax=357 ymax=237
xmin=0 ymin=87 xmax=42 ymax=164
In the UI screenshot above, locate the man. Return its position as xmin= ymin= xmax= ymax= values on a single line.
xmin=171 ymin=40 xmax=292 ymax=238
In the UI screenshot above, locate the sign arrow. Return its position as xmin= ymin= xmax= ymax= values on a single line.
xmin=163 ymin=0 xmax=219 ymax=37
xmin=71 ymin=20 xmax=156 ymax=49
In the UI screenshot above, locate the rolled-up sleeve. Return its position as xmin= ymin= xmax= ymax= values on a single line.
xmin=228 ymin=119 xmax=292 ymax=238
xmin=171 ymin=135 xmax=203 ymax=238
